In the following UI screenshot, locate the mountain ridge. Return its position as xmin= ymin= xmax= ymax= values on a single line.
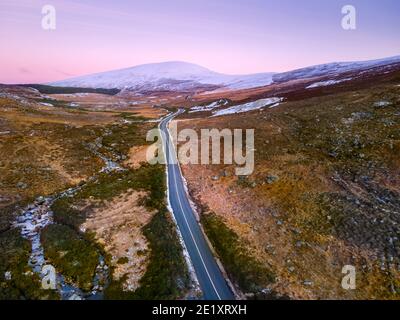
xmin=49 ymin=56 xmax=400 ymax=92
xmin=50 ymin=61 xmax=275 ymax=92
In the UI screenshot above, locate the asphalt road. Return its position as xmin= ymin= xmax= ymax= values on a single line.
xmin=159 ymin=110 xmax=235 ymax=300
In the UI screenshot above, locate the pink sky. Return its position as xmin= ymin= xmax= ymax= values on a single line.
xmin=1 ymin=0 xmax=399 ymax=84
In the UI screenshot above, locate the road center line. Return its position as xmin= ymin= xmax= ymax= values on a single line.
xmin=163 ymin=114 xmax=222 ymax=300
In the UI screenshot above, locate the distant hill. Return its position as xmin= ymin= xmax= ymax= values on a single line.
xmin=49 ymin=56 xmax=400 ymax=93
xmin=19 ymin=84 xmax=120 ymax=95
xmin=49 ymin=61 xmax=275 ymax=92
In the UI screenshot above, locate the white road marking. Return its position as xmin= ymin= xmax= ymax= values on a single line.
xmin=162 ymin=114 xmax=222 ymax=300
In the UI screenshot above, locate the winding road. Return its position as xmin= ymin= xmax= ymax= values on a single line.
xmin=159 ymin=110 xmax=235 ymax=300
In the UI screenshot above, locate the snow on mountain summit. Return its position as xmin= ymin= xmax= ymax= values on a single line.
xmin=50 ymin=61 xmax=275 ymax=91
xmin=273 ymin=55 xmax=400 ymax=83
xmin=49 ymin=56 xmax=400 ymax=92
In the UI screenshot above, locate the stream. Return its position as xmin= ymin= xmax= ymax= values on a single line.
xmin=13 ymin=144 xmax=123 ymax=300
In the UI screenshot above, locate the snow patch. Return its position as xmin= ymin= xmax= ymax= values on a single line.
xmin=39 ymin=102 xmax=54 ymax=107
xmin=306 ymin=78 xmax=352 ymax=89
xmin=373 ymin=101 xmax=392 ymax=108
xmin=274 ymin=55 xmax=400 ymax=83
xmin=189 ymin=99 xmax=228 ymax=113
xmin=212 ymin=97 xmax=283 ymax=117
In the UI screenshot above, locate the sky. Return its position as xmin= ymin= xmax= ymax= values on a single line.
xmin=0 ymin=0 xmax=399 ymax=84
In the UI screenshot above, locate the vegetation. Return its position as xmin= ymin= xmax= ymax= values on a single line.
xmin=105 ymin=210 xmax=189 ymax=300
xmin=20 ymin=84 xmax=120 ymax=96
xmin=0 ymin=229 xmax=58 ymax=300
xmin=51 ymin=163 xmax=166 ymax=227
xmin=179 ymin=75 xmax=400 ymax=299
xmin=0 ymin=91 xmax=185 ymax=299
xmin=0 ymin=204 xmax=23 ymax=233
xmin=41 ymin=224 xmax=99 ymax=292
xmin=101 ymin=122 xmax=154 ymax=159
xmin=50 ymin=164 xmax=189 ymax=299
xmin=202 ymin=213 xmax=275 ymax=294
xmin=119 ymin=112 xmax=149 ymax=122
xmin=0 ymin=118 xmax=104 ymax=211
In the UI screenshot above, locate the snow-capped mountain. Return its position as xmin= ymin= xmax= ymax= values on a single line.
xmin=273 ymin=55 xmax=400 ymax=83
xmin=49 ymin=56 xmax=400 ymax=93
xmin=50 ymin=61 xmax=275 ymax=92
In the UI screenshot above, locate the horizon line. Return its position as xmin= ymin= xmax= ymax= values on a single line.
xmin=2 ymin=53 xmax=400 ymax=86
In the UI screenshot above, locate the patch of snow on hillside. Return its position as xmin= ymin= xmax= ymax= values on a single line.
xmin=373 ymin=101 xmax=391 ymax=108
xmin=306 ymin=78 xmax=352 ymax=89
xmin=212 ymin=97 xmax=283 ymax=117
xmin=273 ymin=55 xmax=400 ymax=83
xmin=189 ymin=99 xmax=228 ymax=113
xmin=225 ymin=73 xmax=274 ymax=90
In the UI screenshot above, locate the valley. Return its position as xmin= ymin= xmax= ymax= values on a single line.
xmin=0 ymin=86 xmax=192 ymax=299
xmin=1 ymin=55 xmax=400 ymax=300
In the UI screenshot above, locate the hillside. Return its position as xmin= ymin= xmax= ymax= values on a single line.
xmin=49 ymin=56 xmax=400 ymax=95
xmin=50 ymin=61 xmax=274 ymax=92
xmin=176 ymin=64 xmax=400 ymax=299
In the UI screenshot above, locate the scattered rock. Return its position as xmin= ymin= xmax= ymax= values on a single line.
xmin=36 ymin=196 xmax=45 ymax=205
xmin=16 ymin=182 xmax=28 ymax=189
xmin=68 ymin=293 xmax=83 ymax=300
xmin=261 ymin=288 xmax=272 ymax=295
xmin=351 ymin=112 xmax=373 ymax=121
xmin=328 ymin=151 xmax=338 ymax=158
xmin=4 ymin=271 xmax=12 ymax=281
xmin=266 ymin=175 xmax=279 ymax=184
xmin=265 ymin=244 xmax=275 ymax=253
xmin=295 ymin=241 xmax=304 ymax=248
xmin=373 ymin=101 xmax=392 ymax=108
xmin=290 ymin=228 xmax=301 ymax=235
xmin=381 ymin=118 xmax=395 ymax=126
xmin=303 ymin=280 xmax=313 ymax=286
xmin=221 ymin=170 xmax=229 ymax=177
xmin=342 ymin=118 xmax=354 ymax=125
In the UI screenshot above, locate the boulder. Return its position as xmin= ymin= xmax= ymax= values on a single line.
xmin=266 ymin=175 xmax=279 ymax=184
xmin=16 ymin=182 xmax=28 ymax=189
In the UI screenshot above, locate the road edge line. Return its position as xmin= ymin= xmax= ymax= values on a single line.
xmin=159 ymin=112 xmax=202 ymax=298
xmin=168 ymin=113 xmax=242 ymax=300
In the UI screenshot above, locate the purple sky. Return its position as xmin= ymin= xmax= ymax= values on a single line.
xmin=1 ymin=0 xmax=399 ymax=84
